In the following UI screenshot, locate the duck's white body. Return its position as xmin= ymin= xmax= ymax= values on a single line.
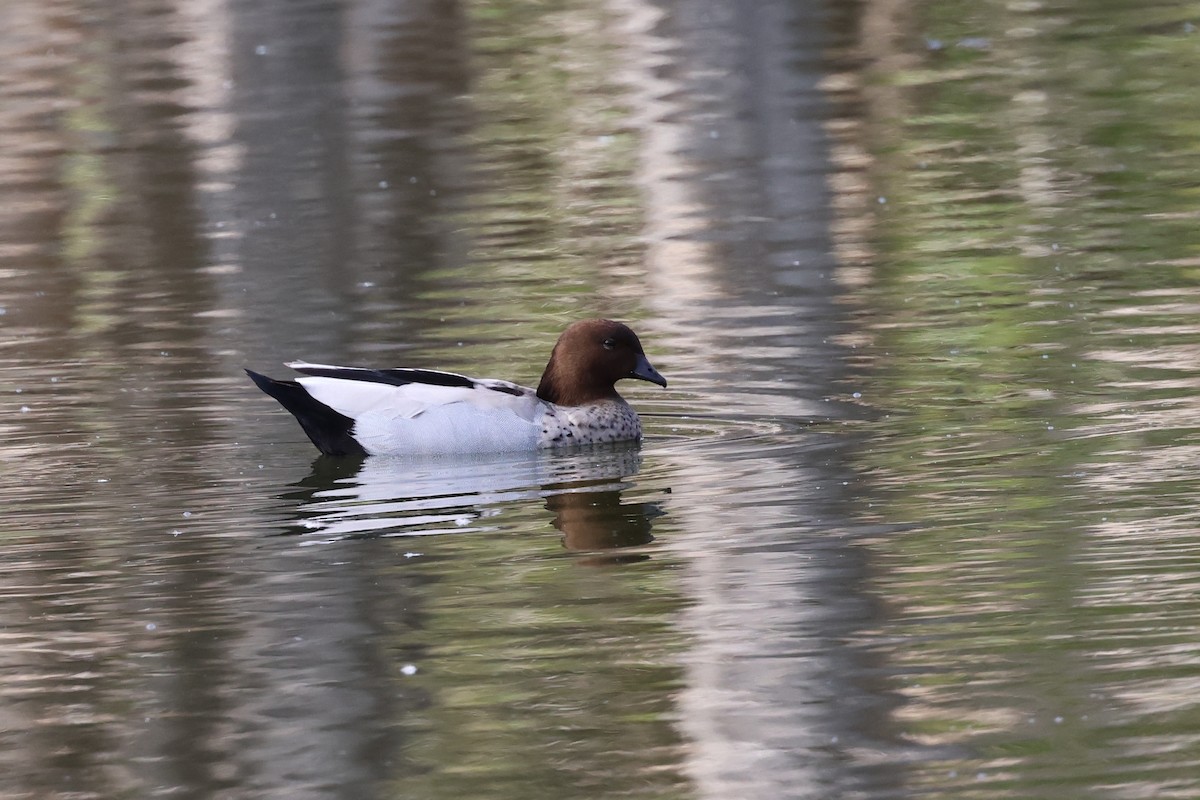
xmin=247 ymin=319 xmax=666 ymax=458
xmin=291 ymin=362 xmax=642 ymax=456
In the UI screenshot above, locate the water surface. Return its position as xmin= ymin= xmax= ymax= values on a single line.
xmin=3 ymin=0 xmax=1200 ymax=798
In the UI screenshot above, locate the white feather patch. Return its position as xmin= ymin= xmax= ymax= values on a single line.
xmin=353 ymin=403 xmax=543 ymax=455
xmin=294 ymin=375 xmax=547 ymax=455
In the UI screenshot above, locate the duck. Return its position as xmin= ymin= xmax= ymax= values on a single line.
xmin=246 ymin=319 xmax=667 ymax=457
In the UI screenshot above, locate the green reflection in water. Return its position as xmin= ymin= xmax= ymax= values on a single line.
xmin=411 ymin=1 xmax=646 ymax=349
xmin=63 ymin=44 xmax=123 ymax=334
xmin=350 ymin=8 xmax=685 ymax=796
xmin=341 ymin=0 xmax=661 ymax=426
xmin=377 ymin=508 xmax=691 ymax=799
xmin=855 ymin=0 xmax=1200 ymax=794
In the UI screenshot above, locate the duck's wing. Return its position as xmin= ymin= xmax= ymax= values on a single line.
xmin=290 ymin=365 xmax=543 ymax=455
xmin=287 ymin=362 xmax=535 ymax=398
xmin=285 ymin=362 xmax=538 ymax=421
xmin=287 ymin=361 xmax=479 ymax=389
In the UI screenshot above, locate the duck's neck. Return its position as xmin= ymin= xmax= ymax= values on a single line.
xmin=536 ymin=362 xmax=620 ymax=407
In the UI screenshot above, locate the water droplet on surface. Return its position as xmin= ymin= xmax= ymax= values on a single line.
xmin=956 ymin=37 xmax=990 ymax=50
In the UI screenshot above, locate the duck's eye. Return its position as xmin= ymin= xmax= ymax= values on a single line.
xmin=602 ymin=337 xmax=617 ymax=350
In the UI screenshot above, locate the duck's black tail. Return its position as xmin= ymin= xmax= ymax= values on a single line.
xmin=245 ymin=369 xmax=367 ymax=457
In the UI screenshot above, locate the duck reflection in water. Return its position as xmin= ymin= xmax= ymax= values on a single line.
xmin=275 ymin=445 xmax=665 ymax=561
xmin=543 ymin=486 xmax=662 ymax=564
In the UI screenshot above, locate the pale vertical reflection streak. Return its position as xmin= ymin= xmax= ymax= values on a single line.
xmin=173 ymin=0 xmax=240 ymax=180
xmin=171 ymin=0 xmax=244 ymax=274
xmin=159 ymin=3 xmax=384 ymax=793
xmin=606 ymin=0 xmax=723 ymax=317
xmin=607 ymin=1 xmax=846 ymax=797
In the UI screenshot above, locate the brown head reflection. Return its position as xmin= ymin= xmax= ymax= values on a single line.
xmin=544 ymin=487 xmax=664 ymax=565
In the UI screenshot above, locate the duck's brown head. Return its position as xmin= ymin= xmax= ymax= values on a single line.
xmin=536 ymin=319 xmax=667 ymax=407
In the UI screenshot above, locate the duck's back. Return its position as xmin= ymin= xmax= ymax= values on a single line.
xmin=296 ymin=374 xmax=544 ymax=456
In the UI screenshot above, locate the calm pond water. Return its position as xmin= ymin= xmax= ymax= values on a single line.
xmin=4 ymin=0 xmax=1200 ymax=798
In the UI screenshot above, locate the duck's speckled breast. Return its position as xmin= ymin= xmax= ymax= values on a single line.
xmin=537 ymin=400 xmax=643 ymax=447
